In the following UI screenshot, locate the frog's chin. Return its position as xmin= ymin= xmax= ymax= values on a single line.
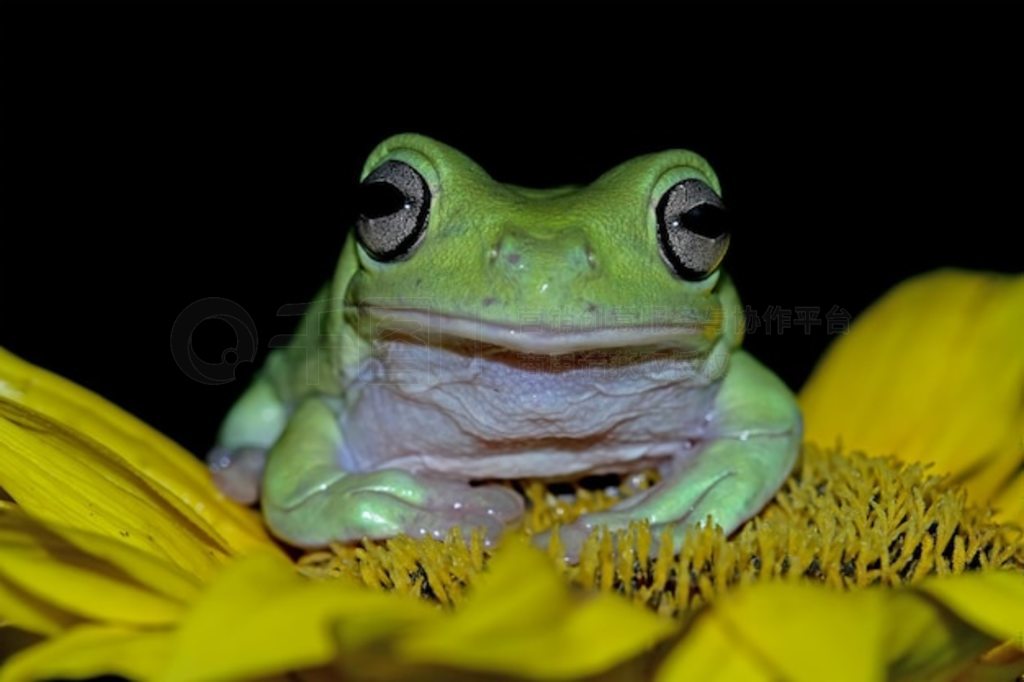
xmin=357 ymin=306 xmax=717 ymax=356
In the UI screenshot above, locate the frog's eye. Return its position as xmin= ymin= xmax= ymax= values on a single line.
xmin=655 ymin=179 xmax=730 ymax=281
xmin=356 ymin=160 xmax=431 ymax=261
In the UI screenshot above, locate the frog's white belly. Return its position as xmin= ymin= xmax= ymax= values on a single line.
xmin=337 ymin=339 xmax=724 ymax=479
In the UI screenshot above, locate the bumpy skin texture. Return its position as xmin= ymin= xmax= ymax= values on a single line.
xmin=208 ymin=134 xmax=802 ymax=558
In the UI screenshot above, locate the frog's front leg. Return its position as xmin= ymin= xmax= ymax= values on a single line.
xmin=261 ymin=396 xmax=524 ymax=547
xmin=542 ymin=351 xmax=801 ymax=560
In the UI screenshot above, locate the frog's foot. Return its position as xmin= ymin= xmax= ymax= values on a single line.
xmin=264 ymin=468 xmax=525 ymax=549
xmin=534 ymin=430 xmax=799 ymax=562
xmin=207 ymin=446 xmax=267 ymax=505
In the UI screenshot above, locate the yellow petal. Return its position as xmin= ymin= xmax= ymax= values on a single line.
xmin=0 ymin=625 xmax=172 ymax=682
xmin=654 ymin=614 xmax=772 ymax=682
xmin=161 ymin=552 xmax=436 ymax=682
xmin=918 ymin=570 xmax=1024 ymax=644
xmin=0 ymin=574 xmax=79 ymax=636
xmin=658 ymin=581 xmax=884 ymax=682
xmin=717 ymin=581 xmax=884 ymax=682
xmin=396 ymin=539 xmax=678 ymax=679
xmin=0 ymin=510 xmax=186 ymax=626
xmin=0 ymin=348 xmax=273 ymax=555
xmin=0 ymin=398 xmax=226 ymax=581
xmin=963 ymin=642 xmax=1024 ymax=682
xmin=0 ymin=504 xmax=202 ymax=604
xmin=799 ymin=270 xmax=1024 ymax=508
xmin=658 ymin=577 xmax=1018 ymax=682
xmin=883 ymin=591 xmax=995 ymax=682
xmin=991 ymin=470 xmax=1024 ymax=525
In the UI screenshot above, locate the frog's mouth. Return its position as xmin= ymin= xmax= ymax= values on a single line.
xmin=358 ymin=307 xmax=718 ymax=356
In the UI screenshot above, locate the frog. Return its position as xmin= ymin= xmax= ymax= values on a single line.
xmin=207 ymin=133 xmax=802 ymax=558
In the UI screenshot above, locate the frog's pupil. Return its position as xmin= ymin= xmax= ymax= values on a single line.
xmin=359 ymin=181 xmax=408 ymax=219
xmin=681 ymin=203 xmax=728 ymax=240
xmin=655 ymin=179 xmax=730 ymax=281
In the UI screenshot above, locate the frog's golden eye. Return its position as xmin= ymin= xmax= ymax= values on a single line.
xmin=356 ymin=160 xmax=431 ymax=261
xmin=656 ymin=179 xmax=730 ymax=281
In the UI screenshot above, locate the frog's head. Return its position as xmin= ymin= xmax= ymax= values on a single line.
xmin=339 ymin=134 xmax=742 ymax=367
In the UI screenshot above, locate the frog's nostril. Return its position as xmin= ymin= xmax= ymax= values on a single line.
xmin=490 ymin=228 xmax=594 ymax=278
xmin=489 ymin=234 xmax=527 ymax=271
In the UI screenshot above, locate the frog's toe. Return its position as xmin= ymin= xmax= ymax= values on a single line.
xmin=453 ymin=484 xmax=525 ymax=523
xmin=208 ymin=446 xmax=266 ymax=505
xmin=334 ymin=489 xmax=517 ymax=546
xmin=263 ymin=472 xmax=525 ymax=548
xmin=532 ymin=509 xmax=654 ymax=563
xmin=531 ymin=524 xmax=594 ymax=563
xmin=402 ymin=482 xmax=525 ymax=543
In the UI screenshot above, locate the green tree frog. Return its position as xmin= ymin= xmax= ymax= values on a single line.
xmin=208 ymin=134 xmax=802 ymax=557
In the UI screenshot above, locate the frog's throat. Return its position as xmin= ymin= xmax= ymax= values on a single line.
xmin=354 ymin=306 xmax=719 ymax=356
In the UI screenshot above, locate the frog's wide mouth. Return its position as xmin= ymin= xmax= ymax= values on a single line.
xmin=356 ymin=306 xmax=718 ymax=356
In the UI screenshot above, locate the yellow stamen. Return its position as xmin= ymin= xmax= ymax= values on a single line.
xmin=298 ymin=446 xmax=1023 ymax=616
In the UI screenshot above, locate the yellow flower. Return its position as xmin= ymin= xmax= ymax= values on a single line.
xmin=801 ymin=269 xmax=1024 ymax=521
xmin=1 ymin=269 xmax=1022 ymax=681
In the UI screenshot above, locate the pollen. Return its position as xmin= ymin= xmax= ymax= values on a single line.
xmin=296 ymin=446 xmax=1024 ymax=616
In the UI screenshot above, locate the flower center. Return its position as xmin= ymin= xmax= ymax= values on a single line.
xmin=297 ymin=446 xmax=1024 ymax=616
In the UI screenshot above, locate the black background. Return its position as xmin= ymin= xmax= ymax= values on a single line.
xmin=3 ymin=11 xmax=1021 ymax=458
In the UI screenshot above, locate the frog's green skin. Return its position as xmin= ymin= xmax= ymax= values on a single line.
xmin=208 ymin=134 xmax=801 ymax=558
